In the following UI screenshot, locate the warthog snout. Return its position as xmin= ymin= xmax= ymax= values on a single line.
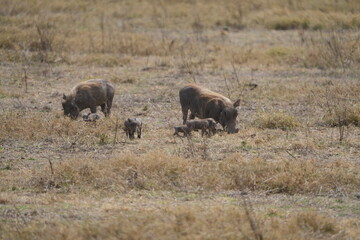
xmin=219 ymin=107 xmax=239 ymax=134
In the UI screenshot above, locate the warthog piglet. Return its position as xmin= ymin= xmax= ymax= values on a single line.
xmin=186 ymin=118 xmax=217 ymax=136
xmin=173 ymin=125 xmax=191 ymax=137
xmin=124 ymin=118 xmax=142 ymax=139
xmin=82 ymin=113 xmax=100 ymax=122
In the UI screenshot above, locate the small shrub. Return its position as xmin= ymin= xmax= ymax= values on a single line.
xmin=111 ymin=75 xmax=136 ymax=84
xmin=304 ymin=30 xmax=360 ymax=70
xmin=267 ymin=17 xmax=310 ymax=30
xmin=255 ymin=112 xmax=301 ymax=131
xmin=0 ymin=88 xmax=5 ymax=99
xmin=0 ymin=35 xmax=16 ymax=50
xmin=322 ymin=108 xmax=360 ymax=127
xmin=311 ymin=23 xmax=324 ymax=31
xmin=97 ymin=133 xmax=110 ymax=145
xmin=35 ymin=22 xmax=55 ymax=52
xmin=293 ymin=212 xmax=339 ymax=235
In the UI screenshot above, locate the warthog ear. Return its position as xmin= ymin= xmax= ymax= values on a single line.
xmin=233 ymin=99 xmax=240 ymax=107
xmin=63 ymin=94 xmax=67 ymax=100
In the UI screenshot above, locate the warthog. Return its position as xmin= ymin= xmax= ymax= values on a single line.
xmin=124 ymin=118 xmax=142 ymax=139
xmin=62 ymin=79 xmax=114 ymax=119
xmin=173 ymin=125 xmax=191 ymax=137
xmin=82 ymin=113 xmax=100 ymax=122
xmin=186 ymin=118 xmax=217 ymax=136
xmin=179 ymin=84 xmax=240 ymax=133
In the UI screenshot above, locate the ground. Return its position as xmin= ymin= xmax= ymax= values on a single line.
xmin=0 ymin=0 xmax=360 ymax=239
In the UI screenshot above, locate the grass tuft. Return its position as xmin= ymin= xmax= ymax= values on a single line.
xmin=255 ymin=112 xmax=301 ymax=131
xmin=267 ymin=17 xmax=310 ymax=30
xmin=322 ymin=107 xmax=360 ymax=127
xmin=292 ymin=211 xmax=339 ymax=235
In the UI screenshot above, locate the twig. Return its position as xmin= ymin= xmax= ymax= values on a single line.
xmin=100 ymin=13 xmax=106 ymax=53
xmin=231 ymin=61 xmax=240 ymax=86
xmin=242 ymin=196 xmax=264 ymax=240
xmin=23 ymin=67 xmax=28 ymax=93
xmin=113 ymin=116 xmax=119 ymax=146
xmin=48 ymin=159 xmax=54 ymax=175
xmin=191 ymin=72 xmax=197 ymax=84
xmin=55 ymin=129 xmax=68 ymax=144
xmin=186 ymin=136 xmax=195 ymax=158
xmin=222 ymin=69 xmax=231 ymax=98
xmin=286 ymin=150 xmax=297 ymax=160
xmin=201 ymin=135 xmax=209 ymax=160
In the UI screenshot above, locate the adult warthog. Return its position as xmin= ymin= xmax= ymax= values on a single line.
xmin=179 ymin=84 xmax=240 ymax=133
xmin=62 ymin=79 xmax=114 ymax=119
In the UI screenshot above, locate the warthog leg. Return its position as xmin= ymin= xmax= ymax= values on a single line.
xmin=137 ymin=126 xmax=142 ymax=138
xmin=106 ymin=98 xmax=113 ymax=116
xmin=101 ymin=103 xmax=108 ymax=117
xmin=90 ymin=106 xmax=97 ymax=113
xmin=181 ymin=106 xmax=189 ymax=124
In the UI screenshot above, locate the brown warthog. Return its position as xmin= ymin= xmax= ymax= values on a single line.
xmin=124 ymin=118 xmax=142 ymax=139
xmin=186 ymin=118 xmax=217 ymax=136
xmin=179 ymin=84 xmax=240 ymax=133
xmin=62 ymin=79 xmax=114 ymax=119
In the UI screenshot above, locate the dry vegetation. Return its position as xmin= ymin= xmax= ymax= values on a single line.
xmin=0 ymin=0 xmax=360 ymax=239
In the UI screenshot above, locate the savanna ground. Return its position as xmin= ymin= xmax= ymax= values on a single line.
xmin=0 ymin=0 xmax=360 ymax=239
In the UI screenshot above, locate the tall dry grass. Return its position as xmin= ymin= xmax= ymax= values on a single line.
xmin=0 ymin=201 xmax=358 ymax=240
xmin=2 ymin=150 xmax=359 ymax=195
xmin=0 ymin=111 xmax=117 ymax=144
xmin=303 ymin=30 xmax=360 ymax=70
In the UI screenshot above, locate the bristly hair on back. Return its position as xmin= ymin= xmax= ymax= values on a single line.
xmin=185 ymin=84 xmax=233 ymax=105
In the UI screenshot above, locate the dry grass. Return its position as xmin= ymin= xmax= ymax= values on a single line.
xmin=0 ymin=111 xmax=117 ymax=144
xmin=322 ymin=107 xmax=360 ymax=127
xmin=0 ymin=0 xmax=359 ymax=70
xmin=254 ymin=112 xmax=301 ymax=131
xmin=1 ymin=191 xmax=359 ymax=240
xmin=2 ymin=151 xmax=359 ymax=195
xmin=1 ymin=0 xmax=360 ymax=239
xmin=303 ymin=30 xmax=360 ymax=70
xmin=1 ymin=205 xmax=356 ymax=240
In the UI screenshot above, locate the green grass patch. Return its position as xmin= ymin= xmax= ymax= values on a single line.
xmin=267 ymin=47 xmax=291 ymax=57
